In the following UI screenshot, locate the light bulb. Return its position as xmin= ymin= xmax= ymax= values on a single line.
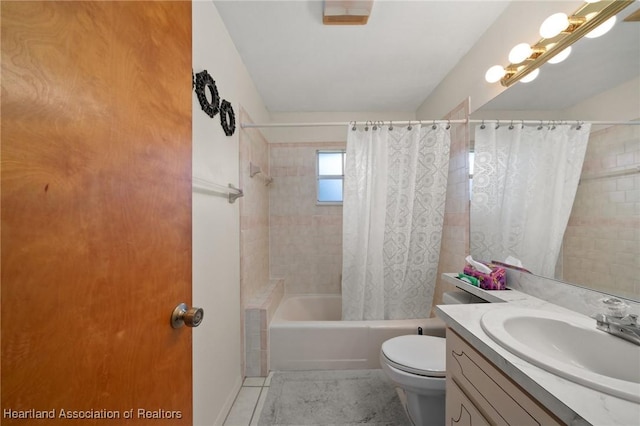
xmin=509 ymin=43 xmax=533 ymax=64
xmin=547 ymin=46 xmax=572 ymax=64
xmin=585 ymin=15 xmax=616 ymax=38
xmin=540 ymin=13 xmax=570 ymax=39
xmin=485 ymin=65 xmax=506 ymax=83
xmin=520 ymin=68 xmax=539 ymax=83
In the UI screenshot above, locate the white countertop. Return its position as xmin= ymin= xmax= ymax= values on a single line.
xmin=436 ymin=273 xmax=640 ymax=426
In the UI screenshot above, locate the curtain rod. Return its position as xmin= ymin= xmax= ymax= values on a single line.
xmin=240 ymin=119 xmax=639 ymax=129
xmin=469 ymin=119 xmax=640 ymax=126
xmin=240 ymin=119 xmax=466 ymax=128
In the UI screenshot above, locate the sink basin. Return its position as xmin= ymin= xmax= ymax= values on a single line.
xmin=481 ymin=307 xmax=640 ymax=403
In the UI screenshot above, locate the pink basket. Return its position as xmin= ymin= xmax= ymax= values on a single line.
xmin=463 ymin=262 xmax=506 ymax=290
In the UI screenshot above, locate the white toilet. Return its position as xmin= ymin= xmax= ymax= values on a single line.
xmin=380 ymin=291 xmax=483 ymax=426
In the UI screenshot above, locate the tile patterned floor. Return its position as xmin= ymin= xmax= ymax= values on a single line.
xmin=223 ymin=373 xmax=273 ymax=426
xmin=224 ymin=371 xmax=410 ymax=426
xmin=256 ymin=370 xmax=410 ymax=426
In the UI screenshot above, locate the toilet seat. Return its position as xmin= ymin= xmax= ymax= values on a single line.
xmin=381 ymin=335 xmax=446 ymax=378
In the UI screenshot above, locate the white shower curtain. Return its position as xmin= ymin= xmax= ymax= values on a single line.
xmin=470 ymin=123 xmax=590 ymax=277
xmin=342 ymin=124 xmax=451 ymax=320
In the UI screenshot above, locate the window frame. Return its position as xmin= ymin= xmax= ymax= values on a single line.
xmin=469 ymin=150 xmax=475 ymax=199
xmin=316 ymin=149 xmax=346 ymax=205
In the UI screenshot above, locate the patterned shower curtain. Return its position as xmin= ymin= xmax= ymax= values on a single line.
xmin=341 ymin=123 xmax=451 ymax=320
xmin=470 ymin=123 xmax=591 ymax=277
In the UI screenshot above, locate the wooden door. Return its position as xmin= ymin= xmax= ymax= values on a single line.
xmin=1 ymin=2 xmax=193 ymax=424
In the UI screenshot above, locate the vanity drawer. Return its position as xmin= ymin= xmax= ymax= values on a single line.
xmin=446 ymin=328 xmax=563 ymax=426
xmin=446 ymin=377 xmax=491 ymax=426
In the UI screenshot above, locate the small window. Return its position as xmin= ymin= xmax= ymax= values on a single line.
xmin=317 ymin=150 xmax=346 ymax=204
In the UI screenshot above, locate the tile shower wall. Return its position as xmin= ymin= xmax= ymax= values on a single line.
xmin=562 ymin=124 xmax=640 ymax=299
xmin=240 ymin=110 xmax=282 ymax=377
xmin=239 ymin=110 xmax=272 ymax=305
xmin=431 ymin=99 xmax=471 ymax=311
xmin=270 ymin=142 xmax=345 ymax=294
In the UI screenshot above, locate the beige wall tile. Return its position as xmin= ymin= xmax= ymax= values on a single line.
xmin=562 ymin=124 xmax=640 ymax=299
xmin=269 ymin=142 xmax=346 ymax=294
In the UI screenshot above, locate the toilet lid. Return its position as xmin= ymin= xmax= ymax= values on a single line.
xmin=381 ymin=335 xmax=446 ymax=377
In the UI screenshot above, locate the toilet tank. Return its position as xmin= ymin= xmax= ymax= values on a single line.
xmin=442 ymin=291 xmax=486 ymax=304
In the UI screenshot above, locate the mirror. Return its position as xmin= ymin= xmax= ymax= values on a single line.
xmin=470 ymin=5 xmax=640 ymax=302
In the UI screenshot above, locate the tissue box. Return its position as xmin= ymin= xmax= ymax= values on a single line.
xmin=463 ymin=262 xmax=506 ymax=290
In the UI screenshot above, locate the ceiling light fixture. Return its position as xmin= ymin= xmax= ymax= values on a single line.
xmin=486 ymin=0 xmax=633 ymax=87
xmin=323 ymin=0 xmax=374 ymax=25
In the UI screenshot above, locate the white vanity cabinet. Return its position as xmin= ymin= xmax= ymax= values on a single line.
xmin=446 ymin=328 xmax=564 ymax=426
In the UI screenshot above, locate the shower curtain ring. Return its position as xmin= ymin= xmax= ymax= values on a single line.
xmin=495 ymin=120 xmax=500 ymax=130
xmin=538 ymin=120 xmax=543 ymax=130
xmin=351 ymin=121 xmax=357 ymax=131
xmin=432 ymin=120 xmax=437 ymax=130
xmin=509 ymin=120 xmax=514 ymax=130
xmin=446 ymin=119 xmax=451 ymax=130
xmin=576 ymin=120 xmax=582 ymax=130
xmin=521 ymin=120 xmax=525 ymax=129
xmin=407 ymin=120 xmax=412 ymax=131
xmin=364 ymin=121 xmax=370 ymax=131
xmin=389 ymin=120 xmax=394 ymax=131
xmin=480 ymin=120 xmax=486 ymax=130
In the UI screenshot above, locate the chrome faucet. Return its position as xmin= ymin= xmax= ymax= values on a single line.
xmin=594 ymin=298 xmax=640 ymax=346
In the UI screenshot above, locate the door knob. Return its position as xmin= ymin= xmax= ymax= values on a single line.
xmin=171 ymin=303 xmax=204 ymax=328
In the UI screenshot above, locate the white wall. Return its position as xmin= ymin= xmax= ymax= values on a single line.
xmin=263 ymin=111 xmax=416 ymax=143
xmin=192 ymin=1 xmax=270 ymax=424
xmin=564 ymin=76 xmax=640 ymax=122
xmin=470 ymin=76 xmax=640 ymax=124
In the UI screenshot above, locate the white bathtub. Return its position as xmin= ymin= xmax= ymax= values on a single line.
xmin=269 ymin=294 xmax=446 ymax=371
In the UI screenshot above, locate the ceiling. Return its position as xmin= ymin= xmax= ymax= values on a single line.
xmin=215 ymin=1 xmax=640 ymax=114
xmin=214 ymin=0 xmax=510 ymax=112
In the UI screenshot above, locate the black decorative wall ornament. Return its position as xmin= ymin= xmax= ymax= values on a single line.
xmin=220 ymin=100 xmax=236 ymax=136
xmin=195 ymin=70 xmax=220 ymax=118
xmin=193 ymin=69 xmax=235 ymax=137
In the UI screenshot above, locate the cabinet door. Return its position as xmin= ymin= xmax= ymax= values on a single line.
xmin=446 ymin=329 xmax=563 ymax=426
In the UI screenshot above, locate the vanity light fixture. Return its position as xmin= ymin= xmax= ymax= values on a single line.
xmin=485 ymin=65 xmax=507 ymax=83
xmin=584 ymin=15 xmax=617 ymax=38
xmin=539 ymin=13 xmax=571 ymax=39
xmin=546 ymin=46 xmax=572 ymax=64
xmin=519 ymin=68 xmax=539 ymax=83
xmin=487 ymin=0 xmax=634 ymax=87
xmin=508 ymin=43 xmax=534 ymax=64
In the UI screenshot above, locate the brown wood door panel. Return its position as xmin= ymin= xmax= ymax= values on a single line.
xmin=2 ymin=2 xmax=193 ymax=424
